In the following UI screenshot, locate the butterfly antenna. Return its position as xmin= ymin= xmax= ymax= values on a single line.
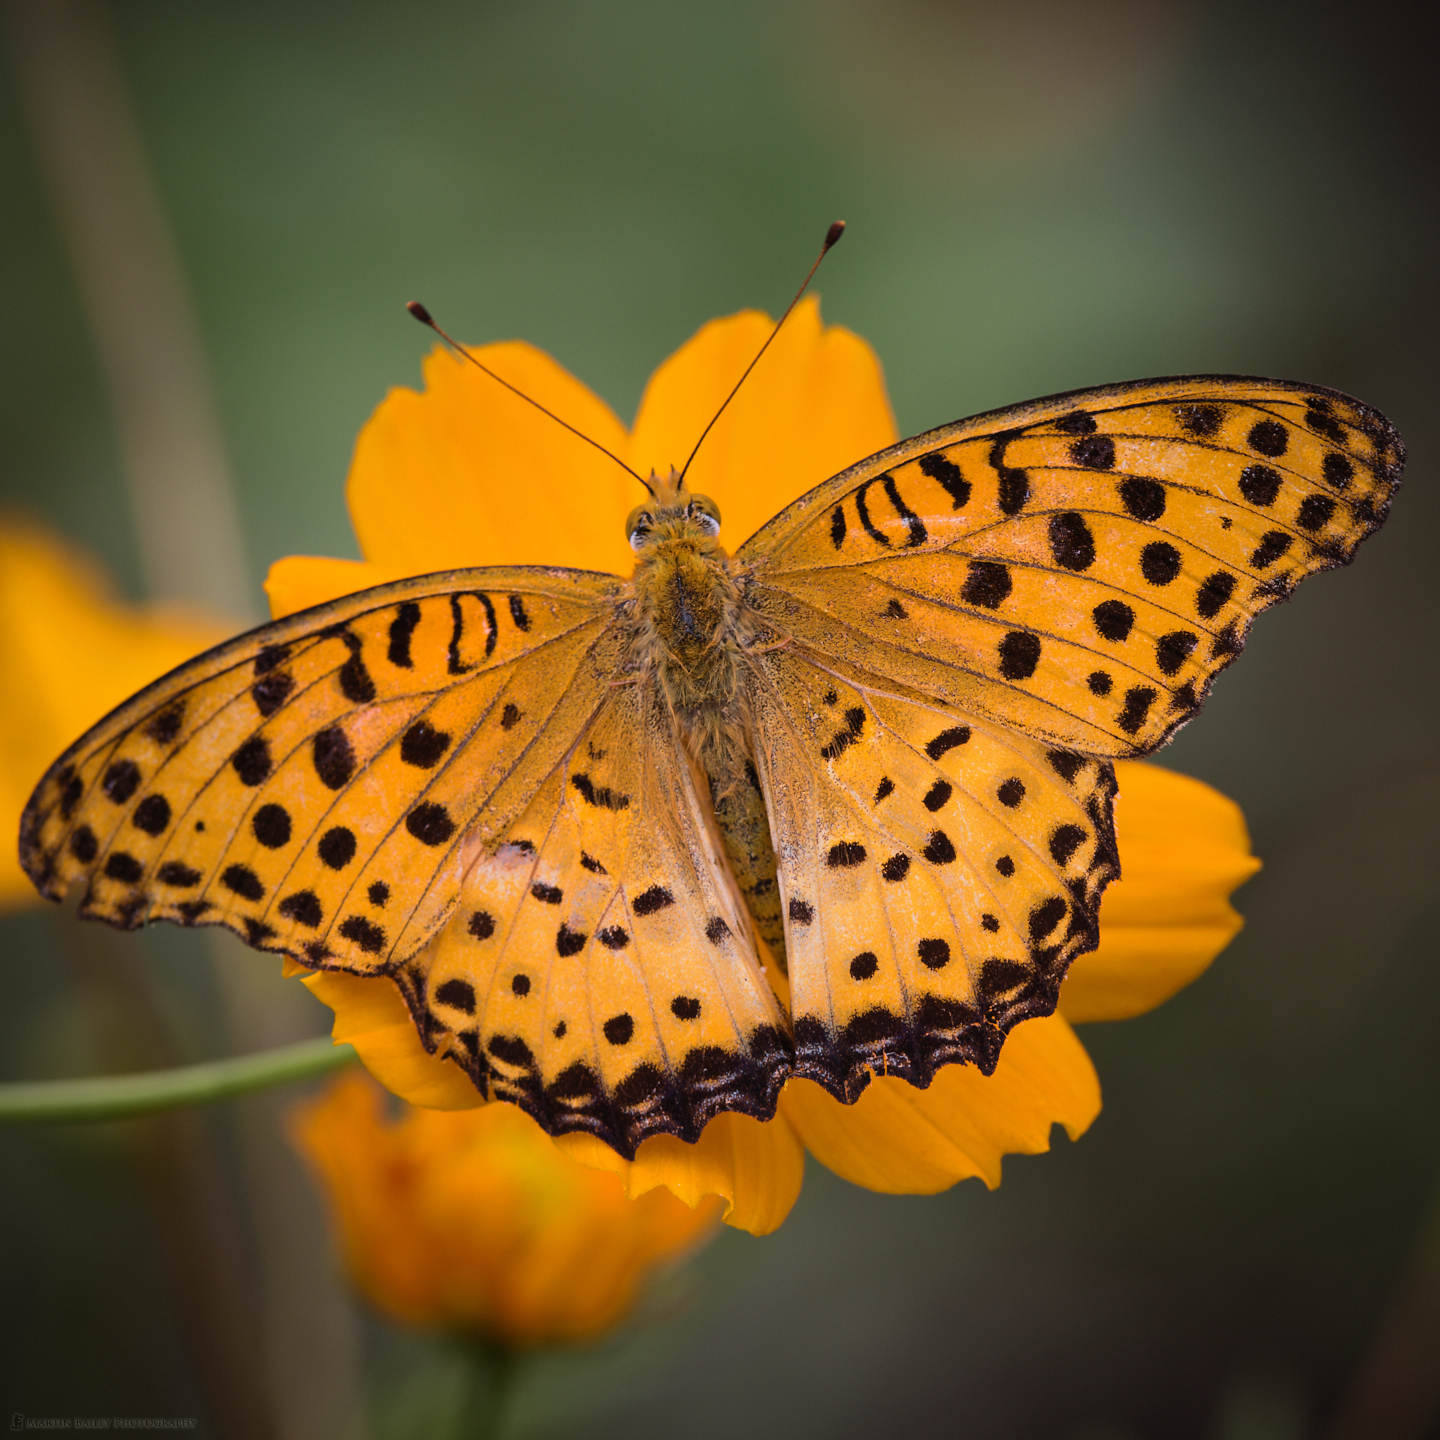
xmin=406 ymin=302 xmax=655 ymax=495
xmin=677 ymin=220 xmax=845 ymax=487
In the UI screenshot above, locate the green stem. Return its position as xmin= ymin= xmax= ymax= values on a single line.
xmin=0 ymin=1037 xmax=357 ymax=1124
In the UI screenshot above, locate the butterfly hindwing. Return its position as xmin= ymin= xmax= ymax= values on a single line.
xmin=399 ymin=678 xmax=790 ymax=1157
xmin=20 ymin=567 xmax=626 ymax=971
xmin=746 ymin=642 xmax=1118 ymax=1101
xmin=741 ymin=377 xmax=1402 ymax=756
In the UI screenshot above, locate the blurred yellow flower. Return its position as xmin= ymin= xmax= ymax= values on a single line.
xmin=268 ymin=301 xmax=1259 ymax=1234
xmin=291 ymin=1068 xmax=721 ymax=1345
xmin=0 ymin=520 xmax=234 ymax=911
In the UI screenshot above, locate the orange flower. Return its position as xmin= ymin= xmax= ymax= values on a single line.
xmin=0 ymin=520 xmax=234 ymax=911
xmin=291 ymin=1068 xmax=721 ymax=1345
xmin=273 ymin=300 xmax=1259 ymax=1234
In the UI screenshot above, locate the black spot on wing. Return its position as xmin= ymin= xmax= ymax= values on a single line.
xmin=922 ymin=830 xmax=956 ymax=864
xmin=1117 ymin=687 xmax=1158 ymax=734
xmin=705 ymin=915 xmax=732 ymax=942
xmin=570 ymin=774 xmax=631 ymax=811
xmin=231 ymin=738 xmax=271 ymax=787
xmin=820 ymin=706 xmax=866 ymax=761
xmin=1140 ymin=543 xmax=1182 ymax=585
xmin=849 ymin=951 xmax=878 ymax=980
xmin=1250 ymin=531 xmax=1293 ymax=568
xmin=278 ymin=890 xmax=322 ymax=926
xmin=925 ymin=727 xmax=970 ymax=760
xmin=874 ymin=776 xmax=895 ymax=803
xmin=1239 ymin=464 xmax=1282 ymax=506
xmin=632 ymin=885 xmax=674 ymax=916
xmin=132 ymin=794 xmax=171 ymax=836
xmin=580 ymin=851 xmax=607 ymax=874
xmin=401 ymin=720 xmax=452 ymax=768
xmin=830 ymin=503 xmax=846 ymax=549
xmin=881 ymin=853 xmax=910 ymax=882
xmin=1297 ymin=494 xmax=1336 ymax=531
xmin=388 ymin=601 xmax=421 ymax=667
xmin=1247 ymin=420 xmax=1288 ymax=456
xmin=1156 ymin=631 xmax=1198 ymax=675
xmin=882 ymin=473 xmax=927 ymax=547
xmin=1118 ymin=477 xmax=1166 ymax=521
xmin=156 ymin=858 xmax=198 ymax=887
xmin=918 ymin=451 xmax=970 ymax=508
xmin=1069 ymin=434 xmax=1115 ymax=470
xmin=1055 ymin=410 xmax=1096 ymax=435
xmin=338 ymin=916 xmax=386 ymax=954
xmin=1088 ymin=671 xmax=1112 ymax=695
xmin=146 ymin=703 xmax=185 ymax=745
xmin=788 ymin=898 xmax=814 ymax=925
xmin=556 ymin=924 xmax=587 ymax=956
xmin=468 ymin=910 xmax=496 ymax=940
xmin=508 ymin=594 xmax=531 ymax=631
xmin=923 ymin=779 xmax=952 ymax=812
xmin=1092 ymin=599 xmax=1135 ymax=642
xmin=221 ymin=864 xmax=264 ymax=901
xmin=501 ymin=703 xmax=522 ymax=730
xmin=1323 ymin=452 xmax=1354 ymax=487
xmin=103 ymin=759 xmax=141 ymax=804
xmin=312 ymin=726 xmax=355 ymax=790
xmin=998 ymin=632 xmax=1041 ymax=680
xmin=996 ymin=778 xmax=1025 ymax=808
xmin=252 ymin=803 xmax=292 ymax=848
xmin=854 ymin=481 xmax=890 ymax=547
xmin=329 ymin=629 xmax=376 ymax=704
xmin=1175 ymin=403 xmax=1223 ymax=436
xmin=1049 ymin=512 xmax=1096 ymax=571
xmin=1196 ymin=570 xmax=1236 ymax=618
xmin=989 ymin=431 xmax=1029 ymax=514
xmin=961 ymin=560 xmax=1011 ymax=610
xmin=105 ymin=851 xmax=142 ymax=884
xmin=406 ymin=803 xmax=455 ymax=846
xmin=318 ymin=826 xmax=356 ymax=869
xmin=251 ymin=670 xmax=294 ymax=717
xmin=827 ymin=841 xmax=867 ymax=868
xmin=435 ymin=979 xmax=476 ymax=1013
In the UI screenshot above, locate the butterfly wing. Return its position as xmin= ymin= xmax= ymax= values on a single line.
xmin=20 ymin=567 xmax=628 ymax=973
xmin=739 ymin=377 xmax=1402 ymax=757
xmin=747 ymin=641 xmax=1117 ymax=1100
xmin=397 ymin=675 xmax=789 ymax=1157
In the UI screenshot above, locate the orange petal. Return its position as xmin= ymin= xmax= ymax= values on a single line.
xmin=291 ymin=1070 xmax=721 ymax=1345
xmin=0 ymin=521 xmax=235 ymax=911
xmin=347 ymin=342 xmax=637 ymax=579
xmin=778 ymin=1012 xmax=1100 ymax=1193
xmin=556 ymin=1106 xmax=806 ymax=1237
xmin=264 ymin=555 xmax=419 ymax=620
xmin=630 ymin=297 xmax=898 ymax=552
xmin=1060 ymin=761 xmax=1261 ymax=1023
xmin=298 ymin=966 xmax=484 ymax=1111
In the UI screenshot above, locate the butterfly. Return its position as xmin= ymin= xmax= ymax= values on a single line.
xmin=18 ymin=364 xmax=1402 ymax=1159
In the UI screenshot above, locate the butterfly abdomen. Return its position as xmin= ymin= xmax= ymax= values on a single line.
xmin=630 ymin=518 xmax=788 ymax=968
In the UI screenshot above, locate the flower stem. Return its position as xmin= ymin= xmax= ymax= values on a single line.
xmin=0 ymin=1037 xmax=356 ymax=1123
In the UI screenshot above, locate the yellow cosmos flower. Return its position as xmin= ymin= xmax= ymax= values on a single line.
xmin=0 ymin=520 xmax=234 ymax=911
xmin=272 ymin=299 xmax=1260 ymax=1235
xmin=292 ymin=1067 xmax=721 ymax=1345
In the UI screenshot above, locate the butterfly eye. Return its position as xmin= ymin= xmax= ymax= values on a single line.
xmin=685 ymin=498 xmax=722 ymax=538
xmin=627 ymin=511 xmax=655 ymax=552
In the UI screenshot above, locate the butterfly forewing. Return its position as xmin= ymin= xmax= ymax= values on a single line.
xmin=20 ymin=568 xmax=625 ymax=970
xmin=400 ymin=679 xmax=789 ymax=1157
xmin=741 ymin=378 xmax=1402 ymax=756
xmin=746 ymin=643 xmax=1117 ymax=1101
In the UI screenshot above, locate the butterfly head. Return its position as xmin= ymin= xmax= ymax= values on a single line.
xmin=626 ymin=468 xmax=722 ymax=554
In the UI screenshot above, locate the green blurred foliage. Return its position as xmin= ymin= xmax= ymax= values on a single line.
xmin=1 ymin=1 xmax=1436 ymax=1436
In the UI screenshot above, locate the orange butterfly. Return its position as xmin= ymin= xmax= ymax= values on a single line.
xmin=18 ymin=265 xmax=1402 ymax=1160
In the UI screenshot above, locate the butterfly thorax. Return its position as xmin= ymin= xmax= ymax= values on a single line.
xmin=628 ymin=507 xmax=788 ymax=967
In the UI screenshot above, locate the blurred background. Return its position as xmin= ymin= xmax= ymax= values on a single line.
xmin=1 ymin=0 xmax=1436 ymax=1436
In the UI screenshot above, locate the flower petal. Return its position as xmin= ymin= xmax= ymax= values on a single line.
xmin=264 ymin=555 xmax=417 ymax=620
xmin=298 ymin=966 xmax=484 ymax=1110
xmin=629 ymin=297 xmax=898 ymax=551
xmin=291 ymin=1070 xmax=721 ymax=1345
xmin=555 ymin=1106 xmax=806 ymax=1237
xmin=0 ymin=522 xmax=234 ymax=911
xmin=778 ymin=1012 xmax=1100 ymax=1193
xmin=348 ymin=342 xmax=637 ymax=578
xmin=1060 ymin=761 xmax=1261 ymax=1023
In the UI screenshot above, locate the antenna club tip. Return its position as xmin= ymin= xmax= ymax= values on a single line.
xmin=824 ymin=220 xmax=846 ymax=248
xmin=406 ymin=300 xmax=434 ymax=325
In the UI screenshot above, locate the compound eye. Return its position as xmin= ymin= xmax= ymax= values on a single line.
xmin=686 ymin=500 xmax=721 ymax=538
xmin=627 ymin=511 xmax=655 ymax=552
